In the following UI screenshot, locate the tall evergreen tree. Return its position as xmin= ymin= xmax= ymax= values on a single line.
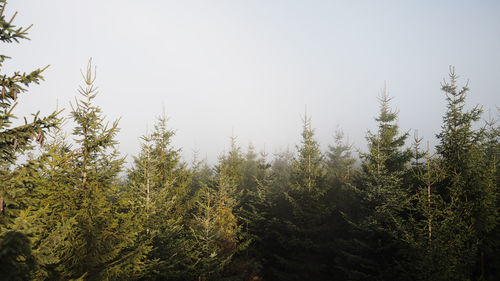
xmin=325 ymin=128 xmax=356 ymax=210
xmin=189 ymin=150 xmax=213 ymax=197
xmin=404 ymin=139 xmax=457 ymax=281
xmin=339 ymin=87 xmax=412 ymax=280
xmin=231 ymin=145 xmax=273 ymax=280
xmin=269 ymin=148 xmax=294 ymax=195
xmin=0 ymin=2 xmax=59 ymax=279
xmin=0 ymin=0 xmax=58 ymax=232
xmin=293 ymin=114 xmax=325 ymax=193
xmin=262 ymin=114 xmax=336 ymax=280
xmin=127 ymin=114 xmax=192 ymax=281
xmin=433 ymin=68 xmax=498 ymax=280
xmin=56 ymin=60 xmax=147 ymax=280
xmin=15 ymin=122 xmax=79 ymax=280
xmin=218 ymin=134 xmax=245 ymax=194
xmin=190 ymin=169 xmax=240 ymax=281
xmin=148 ymin=112 xmax=191 ymax=216
xmin=481 ymin=113 xmax=500 ymax=280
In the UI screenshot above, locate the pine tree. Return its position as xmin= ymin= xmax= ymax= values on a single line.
xmin=127 ymin=114 xmax=192 ymax=280
xmin=189 ymin=172 xmax=239 ymax=281
xmin=0 ymin=0 xmax=58 ymax=235
xmin=254 ymin=148 xmax=294 ymax=280
xmin=433 ymin=68 xmax=498 ymax=280
xmin=189 ymin=150 xmax=213 ymax=197
xmin=149 ymin=112 xmax=190 ymax=207
xmin=122 ymin=122 xmax=193 ymax=280
xmin=211 ymin=136 xmax=263 ymax=279
xmin=236 ymin=143 xmax=260 ymax=224
xmin=269 ymin=148 xmax=294 ymax=194
xmin=231 ymin=145 xmax=272 ymax=280
xmin=404 ymin=140 xmax=448 ymax=280
xmin=0 ymin=2 xmax=59 ymax=279
xmin=324 ymin=128 xmax=358 ymax=280
xmin=127 ymin=130 xmax=154 ymax=234
xmin=325 ymin=128 xmax=356 ymax=210
xmin=0 ymin=0 xmax=58 ymax=163
xmin=361 ymin=87 xmax=412 ymax=225
xmin=293 ymin=114 xmax=325 ymax=193
xmin=326 ymin=128 xmax=355 ymax=186
xmin=218 ymin=134 xmax=245 ymax=194
xmin=339 ymin=86 xmax=412 ymax=280
xmin=262 ymin=113 xmax=336 ymax=280
xmin=481 ymin=113 xmax=500 ymax=280
xmin=15 ymin=121 xmax=79 ymax=280
xmin=56 ymin=60 xmax=147 ymax=280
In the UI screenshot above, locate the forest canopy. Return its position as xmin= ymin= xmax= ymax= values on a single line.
xmin=0 ymin=1 xmax=499 ymax=281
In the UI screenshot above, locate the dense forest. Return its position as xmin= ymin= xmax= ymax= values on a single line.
xmin=1 ymin=2 xmax=499 ymax=280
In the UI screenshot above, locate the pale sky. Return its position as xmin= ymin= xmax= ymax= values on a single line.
xmin=4 ymin=0 xmax=500 ymax=164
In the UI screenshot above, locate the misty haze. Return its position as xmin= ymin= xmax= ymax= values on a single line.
xmin=1 ymin=1 xmax=499 ymax=280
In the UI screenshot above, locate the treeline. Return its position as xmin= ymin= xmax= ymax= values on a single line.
xmin=1 ymin=2 xmax=499 ymax=280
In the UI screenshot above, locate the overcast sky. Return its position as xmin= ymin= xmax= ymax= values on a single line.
xmin=4 ymin=0 xmax=500 ymax=164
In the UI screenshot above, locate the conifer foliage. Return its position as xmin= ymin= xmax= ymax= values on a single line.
xmin=0 ymin=1 xmax=58 ymax=279
xmin=0 ymin=0 xmax=58 ymax=227
xmin=337 ymin=87 xmax=412 ymax=280
xmin=0 ymin=3 xmax=498 ymax=280
xmin=56 ymin=60 xmax=147 ymax=280
xmin=126 ymin=113 xmax=191 ymax=281
xmin=0 ymin=0 xmax=58 ymax=163
xmin=433 ymin=68 xmax=498 ymax=280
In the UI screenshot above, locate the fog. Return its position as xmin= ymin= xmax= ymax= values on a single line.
xmin=5 ymin=0 xmax=500 ymax=164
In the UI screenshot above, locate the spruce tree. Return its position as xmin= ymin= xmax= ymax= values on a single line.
xmin=339 ymin=87 xmax=412 ymax=280
xmin=326 ymin=128 xmax=355 ymax=187
xmin=481 ymin=114 xmax=500 ymax=280
xmin=0 ymin=0 xmax=58 ymax=233
xmin=15 ymin=122 xmax=79 ymax=280
xmin=232 ymin=145 xmax=273 ymax=280
xmin=127 ymin=114 xmax=191 ymax=280
xmin=293 ymin=114 xmax=325 ymax=193
xmin=57 ymin=60 xmax=147 ymax=280
xmin=211 ymin=136 xmax=261 ymax=279
xmin=189 ymin=150 xmax=213 ymax=197
xmin=263 ymin=114 xmax=335 ymax=280
xmin=403 ymin=139 xmax=449 ymax=281
xmin=325 ymin=128 xmax=356 ymax=211
xmin=269 ymin=148 xmax=294 ymax=195
xmin=190 ymin=171 xmax=239 ymax=281
xmin=0 ymin=2 xmax=59 ymax=279
xmin=434 ymin=68 xmax=498 ymax=280
xmin=217 ymin=134 xmax=245 ymax=195
xmin=148 ymin=111 xmax=191 ymax=218
xmin=127 ymin=130 xmax=154 ymax=234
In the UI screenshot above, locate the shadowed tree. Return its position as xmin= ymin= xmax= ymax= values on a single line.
xmin=0 ymin=0 xmax=58 ymax=234
xmin=338 ymin=86 xmax=412 ymax=280
xmin=0 ymin=2 xmax=59 ymax=279
xmin=432 ymin=68 xmax=498 ymax=280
